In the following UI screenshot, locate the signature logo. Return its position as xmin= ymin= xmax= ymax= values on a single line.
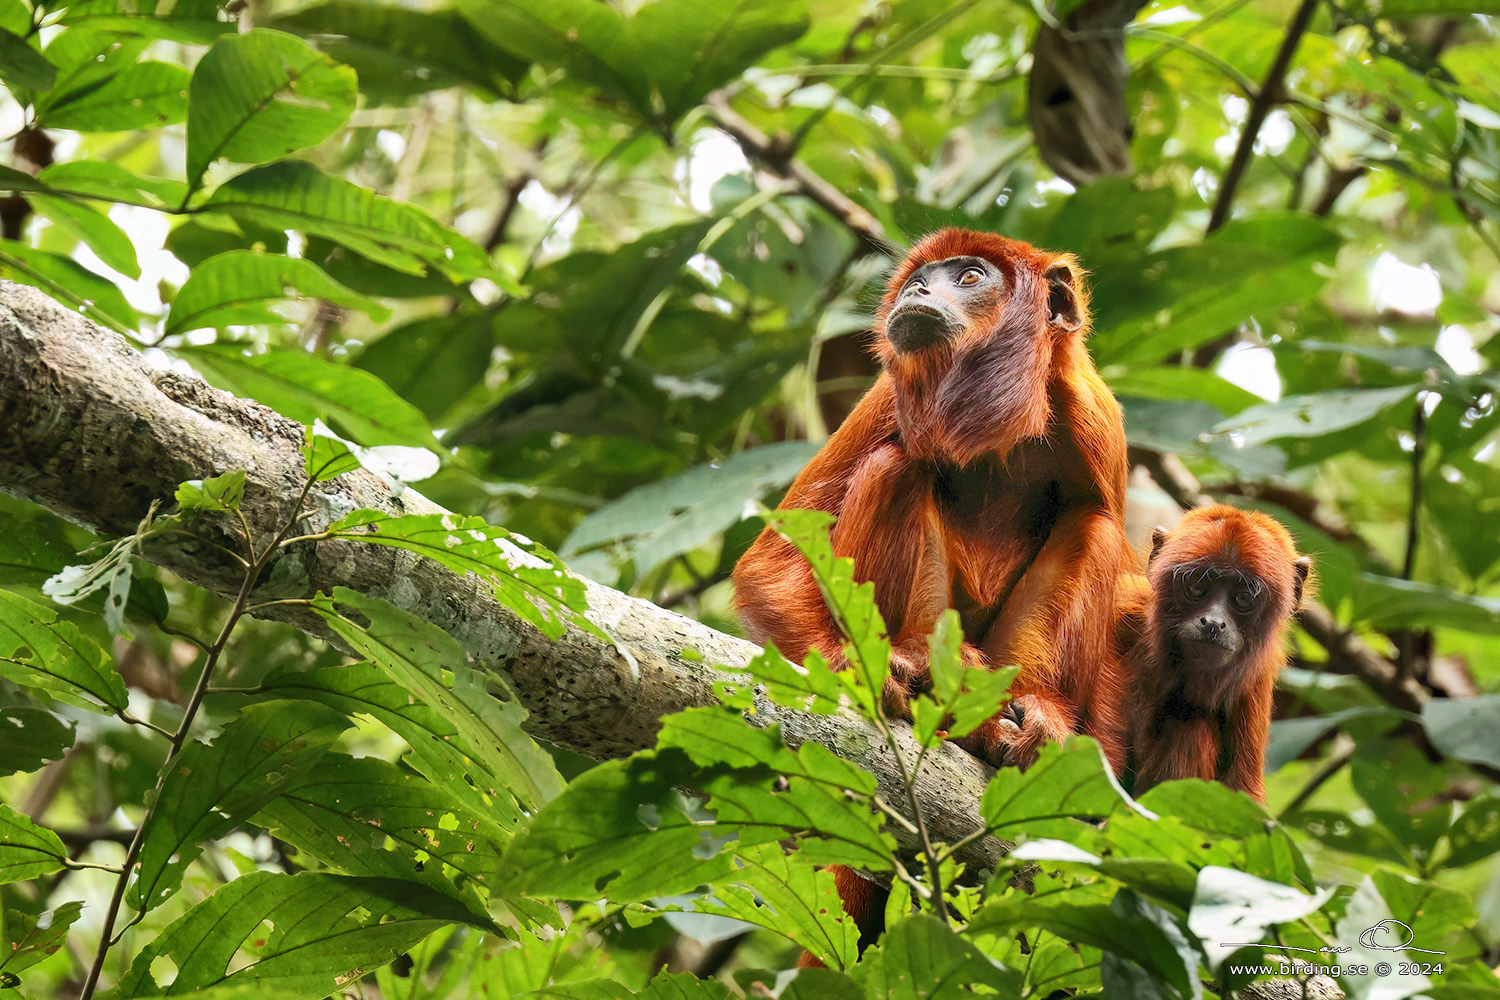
xmin=1221 ymin=918 xmax=1445 ymax=956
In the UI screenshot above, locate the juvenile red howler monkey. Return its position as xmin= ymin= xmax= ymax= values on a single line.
xmin=734 ymin=228 xmax=1132 ymax=771
xmin=1120 ymin=505 xmax=1311 ymax=803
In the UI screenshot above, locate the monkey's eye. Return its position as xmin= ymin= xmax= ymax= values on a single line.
xmin=1232 ymin=588 xmax=1257 ymax=612
xmin=1184 ymin=579 xmax=1209 ymax=601
xmin=905 ymin=277 xmax=926 ymax=292
xmin=958 ymin=268 xmax=983 ymax=285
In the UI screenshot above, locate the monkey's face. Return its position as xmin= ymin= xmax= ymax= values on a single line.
xmin=1164 ymin=566 xmax=1264 ymax=701
xmin=884 ymin=255 xmax=1004 ymax=355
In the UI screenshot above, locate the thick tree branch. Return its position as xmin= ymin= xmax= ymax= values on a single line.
xmin=0 ymin=281 xmax=1006 ymax=880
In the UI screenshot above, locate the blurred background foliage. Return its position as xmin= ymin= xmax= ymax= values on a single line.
xmin=2 ymin=0 xmax=1500 ymax=994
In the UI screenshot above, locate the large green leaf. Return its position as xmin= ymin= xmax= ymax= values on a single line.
xmin=685 ymin=842 xmax=859 ymax=970
xmin=1350 ymin=573 xmax=1500 ymax=634
xmin=0 ymin=804 xmax=67 ymax=885
xmin=853 ymin=913 xmax=1020 ymax=998
xmin=204 ymin=160 xmax=491 ymax=279
xmin=0 ymin=706 xmax=74 ymax=776
xmin=1423 ymin=695 xmax=1500 ymax=770
xmin=130 ymin=701 xmax=348 ymax=912
xmin=316 ymin=515 xmax=590 ymax=641
xmin=253 ymin=752 xmax=498 ymax=915
xmin=36 ymin=59 xmax=190 ymax=131
xmin=261 ymin=660 xmax=535 ymax=835
xmin=308 ymin=590 xmax=565 ymax=811
xmin=55 ymin=0 xmax=236 ymax=44
xmin=1212 ymin=385 xmax=1417 ymax=448
xmin=28 ymin=193 xmax=140 ymax=278
xmin=518 ymin=973 xmax=734 ymax=1000
xmin=454 ymin=0 xmax=808 ymax=127
xmin=181 ymin=344 xmax=440 ymax=450
xmin=165 ymin=250 xmax=388 ymax=334
xmin=269 ymin=1 xmax=526 ymax=99
xmin=186 ymin=29 xmax=357 ymax=192
xmin=0 ymin=589 xmax=127 ymax=713
xmin=980 ymin=738 xmax=1133 ymax=842
xmin=0 ymin=26 xmax=55 ymax=91
xmin=112 ymin=871 xmax=481 ymax=996
xmin=0 ymin=900 xmax=82 ymax=977
xmin=1187 ymin=867 xmax=1332 ymax=972
xmin=562 ymin=442 xmax=819 ymax=580
xmin=0 ymin=239 xmax=137 ymax=330
xmin=39 ymin=160 xmax=187 ymax=208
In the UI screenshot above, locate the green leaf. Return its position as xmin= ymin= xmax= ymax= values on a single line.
xmin=355 ymin=313 xmax=495 ymax=422
xmin=175 ymin=469 xmax=247 ymax=513
xmin=0 ymin=239 xmax=137 ymax=330
xmin=853 ymin=913 xmax=1019 ymax=998
xmin=55 ymin=0 xmax=236 ymax=44
xmin=455 ymin=0 xmax=809 ymax=127
xmin=1440 ymin=795 xmax=1500 ymax=870
xmin=131 ymin=701 xmax=348 ymax=912
xmin=165 ymin=250 xmax=388 ymax=334
xmin=0 ymin=706 xmax=74 ymax=775
xmin=1099 ymin=889 xmax=1203 ymax=1000
xmin=0 ymin=163 xmax=48 ymax=193
xmin=36 ymin=59 xmax=190 ymax=131
xmin=658 ymin=707 xmax=890 ymax=868
xmin=763 ymin=508 xmax=890 ymax=718
xmin=0 ymin=900 xmax=82 ymax=976
xmin=308 ymin=590 xmax=565 ymax=812
xmin=319 ymin=513 xmax=590 ymax=641
xmin=0 ymin=589 xmax=127 ymax=712
xmin=253 ymin=752 xmax=498 ymax=915
xmin=261 ymin=660 xmax=536 ymax=836
xmin=686 ymin=842 xmax=859 ymax=970
xmin=737 ymin=645 xmax=844 ymax=715
xmin=1135 ymin=780 xmax=1270 ymax=839
xmin=269 ymin=1 xmax=526 ymax=98
xmin=1423 ymin=695 xmax=1500 ymax=770
xmin=204 ymin=159 xmax=491 ymax=279
xmin=113 ymin=871 xmax=480 ymax=995
xmin=980 ymin=738 xmax=1133 ymax=842
xmin=520 ymin=973 xmax=734 ymax=1000
xmin=497 ymin=750 xmax=740 ymax=902
xmin=1351 ymin=574 xmax=1500 ymax=634
xmin=1187 ymin=867 xmax=1333 ymax=971
xmin=0 ymin=803 xmax=67 ymax=885
xmin=301 ymin=427 xmax=361 ymax=482
xmin=562 ymin=442 xmax=819 ymax=579
xmin=27 ymin=193 xmax=140 ymax=278
xmin=1265 ymin=708 xmax=1399 ymax=772
xmin=916 ymin=610 xmax=1017 ymax=743
xmin=1213 ymin=385 xmax=1417 ymax=448
xmin=0 ymin=508 xmax=80 ymax=588
xmin=181 ymin=344 xmax=440 ymax=450
xmin=38 ymin=160 xmax=187 ymax=208
xmin=1288 ymin=809 xmax=1410 ymax=865
xmin=42 ymin=532 xmax=141 ymax=635
xmin=0 ymin=26 xmax=55 ymax=91
xmin=186 ymin=29 xmax=357 ymax=192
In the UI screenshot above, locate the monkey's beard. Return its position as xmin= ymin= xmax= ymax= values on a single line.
xmin=881 ymin=317 xmax=1054 ymax=467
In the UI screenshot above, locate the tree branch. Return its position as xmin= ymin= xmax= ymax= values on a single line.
xmin=0 ymin=281 xmax=1007 ymax=881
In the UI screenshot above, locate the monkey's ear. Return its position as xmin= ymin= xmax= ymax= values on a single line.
xmin=1293 ymin=556 xmax=1312 ymax=608
xmin=1149 ymin=526 xmax=1170 ymax=564
xmin=1045 ymin=262 xmax=1084 ymax=332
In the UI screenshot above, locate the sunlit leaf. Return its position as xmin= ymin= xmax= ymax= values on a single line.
xmin=0 ymin=804 xmax=66 ymax=885
xmin=0 ymin=589 xmax=126 ymax=711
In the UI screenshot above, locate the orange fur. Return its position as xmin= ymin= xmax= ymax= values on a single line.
xmin=1121 ymin=505 xmax=1311 ymax=803
xmin=733 ymin=230 xmax=1133 ymax=965
xmin=734 ymin=229 xmax=1131 ymax=770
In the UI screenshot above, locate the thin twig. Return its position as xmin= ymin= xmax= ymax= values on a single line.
xmin=1207 ymin=0 xmax=1320 ymax=233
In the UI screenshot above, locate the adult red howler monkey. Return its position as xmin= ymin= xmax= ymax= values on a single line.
xmin=1120 ymin=505 xmax=1311 ymax=803
xmin=733 ymin=228 xmax=1132 ymax=771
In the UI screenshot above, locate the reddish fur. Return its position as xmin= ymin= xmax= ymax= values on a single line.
xmin=732 ymin=230 xmax=1132 ymax=963
xmin=1121 ymin=505 xmax=1310 ymax=803
xmin=734 ymin=229 xmax=1130 ymax=768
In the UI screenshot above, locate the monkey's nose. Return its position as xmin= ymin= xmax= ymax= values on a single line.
xmin=1201 ymin=616 xmax=1224 ymax=638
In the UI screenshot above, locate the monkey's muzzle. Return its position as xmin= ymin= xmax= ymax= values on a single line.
xmin=886 ymin=300 xmax=960 ymax=354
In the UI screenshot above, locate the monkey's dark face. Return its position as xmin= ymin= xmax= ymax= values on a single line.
xmin=885 ymin=255 xmax=1003 ymax=355
xmin=1164 ymin=565 xmax=1265 ymax=698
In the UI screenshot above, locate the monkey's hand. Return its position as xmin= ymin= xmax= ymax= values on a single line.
xmin=960 ymin=694 xmax=1071 ymax=770
xmin=881 ymin=641 xmax=987 ymax=720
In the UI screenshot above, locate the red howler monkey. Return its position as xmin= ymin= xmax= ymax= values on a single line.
xmin=1120 ymin=505 xmax=1311 ymax=803
xmin=735 ymin=230 xmax=1130 ymax=967
xmin=734 ymin=228 xmax=1131 ymax=772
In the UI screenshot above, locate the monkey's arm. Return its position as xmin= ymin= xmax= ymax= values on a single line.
xmin=973 ymin=504 xmax=1129 ymax=769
